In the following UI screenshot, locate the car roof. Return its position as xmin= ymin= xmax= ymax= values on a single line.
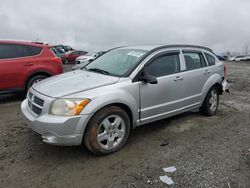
xmin=0 ymin=39 xmax=48 ymax=47
xmin=118 ymin=44 xmax=214 ymax=53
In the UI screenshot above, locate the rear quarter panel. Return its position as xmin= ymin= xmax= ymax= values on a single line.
xmin=200 ymin=62 xmax=224 ymax=103
xmin=23 ymin=47 xmax=63 ymax=88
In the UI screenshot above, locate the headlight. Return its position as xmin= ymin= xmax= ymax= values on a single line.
xmin=50 ymin=99 xmax=90 ymax=116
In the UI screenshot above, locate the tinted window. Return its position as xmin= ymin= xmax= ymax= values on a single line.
xmin=50 ymin=47 xmax=61 ymax=55
xmin=205 ymin=53 xmax=216 ymax=66
xmin=28 ymin=46 xmax=42 ymax=56
xmin=145 ymin=53 xmax=180 ymax=77
xmin=0 ymin=44 xmax=42 ymax=59
xmin=184 ymin=52 xmax=206 ymax=70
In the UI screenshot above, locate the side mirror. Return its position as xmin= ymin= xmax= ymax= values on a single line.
xmin=140 ymin=69 xmax=158 ymax=84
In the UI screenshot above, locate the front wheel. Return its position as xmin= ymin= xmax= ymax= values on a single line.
xmin=200 ymin=86 xmax=219 ymax=116
xmin=84 ymin=106 xmax=130 ymax=155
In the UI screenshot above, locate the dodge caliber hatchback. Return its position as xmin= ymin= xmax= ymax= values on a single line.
xmin=0 ymin=40 xmax=63 ymax=94
xmin=21 ymin=45 xmax=228 ymax=155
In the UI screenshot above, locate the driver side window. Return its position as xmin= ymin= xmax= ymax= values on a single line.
xmin=144 ymin=53 xmax=180 ymax=77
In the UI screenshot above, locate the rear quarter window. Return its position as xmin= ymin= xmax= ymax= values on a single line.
xmin=28 ymin=46 xmax=43 ymax=56
xmin=205 ymin=53 xmax=216 ymax=66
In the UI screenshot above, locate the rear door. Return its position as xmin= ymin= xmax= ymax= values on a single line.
xmin=179 ymin=50 xmax=209 ymax=105
xmin=0 ymin=43 xmax=35 ymax=90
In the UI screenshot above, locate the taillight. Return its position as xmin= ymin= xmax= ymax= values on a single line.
xmin=223 ymin=63 xmax=227 ymax=77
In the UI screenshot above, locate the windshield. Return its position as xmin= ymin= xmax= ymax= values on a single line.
xmin=85 ymin=49 xmax=147 ymax=76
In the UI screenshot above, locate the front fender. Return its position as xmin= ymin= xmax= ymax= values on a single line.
xmin=77 ymin=89 xmax=139 ymax=134
xmin=201 ymin=73 xmax=222 ymax=104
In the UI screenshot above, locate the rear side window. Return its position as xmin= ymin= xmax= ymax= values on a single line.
xmin=0 ymin=44 xmax=42 ymax=59
xmin=28 ymin=46 xmax=43 ymax=56
xmin=183 ymin=52 xmax=206 ymax=70
xmin=205 ymin=53 xmax=216 ymax=66
xmin=145 ymin=53 xmax=180 ymax=77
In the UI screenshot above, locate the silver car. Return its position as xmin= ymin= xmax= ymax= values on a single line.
xmin=21 ymin=45 xmax=228 ymax=155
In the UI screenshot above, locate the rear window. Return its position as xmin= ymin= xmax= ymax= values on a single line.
xmin=205 ymin=53 xmax=216 ymax=66
xmin=0 ymin=44 xmax=42 ymax=59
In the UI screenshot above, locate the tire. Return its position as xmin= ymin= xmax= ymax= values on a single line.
xmin=200 ymin=86 xmax=219 ymax=116
xmin=62 ymin=58 xmax=66 ymax=64
xmin=84 ymin=106 xmax=131 ymax=155
xmin=26 ymin=75 xmax=48 ymax=90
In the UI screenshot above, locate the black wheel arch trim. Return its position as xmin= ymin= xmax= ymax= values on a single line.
xmin=24 ymin=70 xmax=52 ymax=89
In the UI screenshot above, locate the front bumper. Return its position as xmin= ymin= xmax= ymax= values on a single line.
xmin=21 ymin=99 xmax=88 ymax=146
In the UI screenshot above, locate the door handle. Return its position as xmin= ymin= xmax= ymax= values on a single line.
xmin=24 ymin=62 xmax=34 ymax=66
xmin=204 ymin=70 xmax=211 ymax=75
xmin=174 ymin=76 xmax=184 ymax=81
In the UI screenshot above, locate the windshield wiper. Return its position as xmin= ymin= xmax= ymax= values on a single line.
xmin=87 ymin=68 xmax=110 ymax=75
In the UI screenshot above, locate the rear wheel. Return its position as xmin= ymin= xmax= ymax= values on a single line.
xmin=84 ymin=106 xmax=130 ymax=155
xmin=26 ymin=75 xmax=48 ymax=90
xmin=200 ymin=86 xmax=219 ymax=116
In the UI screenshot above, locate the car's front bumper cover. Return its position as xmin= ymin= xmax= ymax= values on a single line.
xmin=21 ymin=99 xmax=86 ymax=146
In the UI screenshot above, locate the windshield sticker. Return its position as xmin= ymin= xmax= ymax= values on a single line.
xmin=128 ymin=51 xmax=144 ymax=58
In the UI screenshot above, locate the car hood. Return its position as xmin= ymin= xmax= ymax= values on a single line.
xmin=32 ymin=70 xmax=120 ymax=98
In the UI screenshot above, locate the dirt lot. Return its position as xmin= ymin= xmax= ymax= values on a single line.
xmin=0 ymin=62 xmax=250 ymax=188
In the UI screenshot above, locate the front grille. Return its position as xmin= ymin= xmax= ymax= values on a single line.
xmin=32 ymin=105 xmax=43 ymax=115
xmin=34 ymin=96 xmax=44 ymax=106
xmin=28 ymin=91 xmax=44 ymax=115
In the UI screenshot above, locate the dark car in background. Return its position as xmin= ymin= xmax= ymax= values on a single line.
xmin=64 ymin=50 xmax=88 ymax=64
xmin=50 ymin=46 xmax=66 ymax=64
xmin=216 ymin=55 xmax=227 ymax=61
xmin=0 ymin=40 xmax=63 ymax=94
xmin=54 ymin=45 xmax=73 ymax=53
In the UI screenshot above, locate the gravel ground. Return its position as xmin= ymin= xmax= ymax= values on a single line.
xmin=0 ymin=62 xmax=250 ymax=188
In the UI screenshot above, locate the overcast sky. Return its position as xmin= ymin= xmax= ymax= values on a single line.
xmin=0 ymin=0 xmax=250 ymax=54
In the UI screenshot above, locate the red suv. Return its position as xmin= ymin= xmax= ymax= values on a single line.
xmin=0 ymin=40 xmax=63 ymax=94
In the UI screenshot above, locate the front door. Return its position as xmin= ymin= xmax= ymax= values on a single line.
xmin=139 ymin=51 xmax=186 ymax=124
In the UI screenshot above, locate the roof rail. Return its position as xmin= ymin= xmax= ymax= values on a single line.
xmin=0 ymin=39 xmax=30 ymax=42
xmin=0 ymin=39 xmax=49 ymax=45
xmin=31 ymin=41 xmax=49 ymax=45
xmin=156 ymin=44 xmax=214 ymax=53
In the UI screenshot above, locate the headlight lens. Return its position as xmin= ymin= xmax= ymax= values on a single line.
xmin=50 ymin=99 xmax=90 ymax=116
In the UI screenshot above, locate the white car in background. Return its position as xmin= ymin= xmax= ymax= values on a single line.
xmin=72 ymin=51 xmax=106 ymax=70
xmin=244 ymin=55 xmax=250 ymax=61
xmin=229 ymin=56 xmax=246 ymax=62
